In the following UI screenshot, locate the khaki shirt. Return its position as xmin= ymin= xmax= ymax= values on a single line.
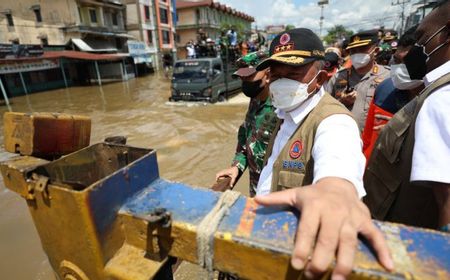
xmin=327 ymin=64 xmax=390 ymax=131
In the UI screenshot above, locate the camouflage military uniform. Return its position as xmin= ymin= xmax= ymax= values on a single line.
xmin=231 ymin=97 xmax=277 ymax=197
xmin=327 ymin=64 xmax=389 ymax=131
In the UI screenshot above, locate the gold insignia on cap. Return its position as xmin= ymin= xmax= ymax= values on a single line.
xmin=274 ymin=43 xmax=295 ymax=54
xmin=273 ymin=56 xmax=305 ymax=64
xmin=312 ymin=50 xmax=325 ymax=57
xmin=353 ymin=36 xmax=360 ymax=43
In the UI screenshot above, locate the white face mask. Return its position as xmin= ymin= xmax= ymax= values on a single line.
xmin=350 ymin=50 xmax=374 ymax=69
xmin=269 ymin=72 xmax=320 ymax=112
xmin=390 ymin=63 xmax=423 ymax=90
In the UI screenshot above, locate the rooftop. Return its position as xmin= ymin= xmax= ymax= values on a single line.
xmin=176 ymin=0 xmax=254 ymax=22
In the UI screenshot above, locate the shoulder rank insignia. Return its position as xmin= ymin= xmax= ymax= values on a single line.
xmin=372 ymin=65 xmax=379 ymax=74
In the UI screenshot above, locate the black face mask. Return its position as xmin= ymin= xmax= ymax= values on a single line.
xmin=404 ymin=45 xmax=428 ymax=80
xmin=404 ymin=24 xmax=450 ymax=80
xmin=242 ymin=79 xmax=264 ymax=98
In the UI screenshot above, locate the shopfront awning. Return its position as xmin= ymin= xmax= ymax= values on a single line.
xmin=71 ymin=38 xmax=117 ymax=53
xmin=0 ymin=51 xmax=129 ymax=63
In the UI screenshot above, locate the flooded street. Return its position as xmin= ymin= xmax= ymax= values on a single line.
xmin=0 ymin=73 xmax=250 ymax=280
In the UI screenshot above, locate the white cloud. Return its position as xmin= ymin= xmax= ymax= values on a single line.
xmin=217 ymin=0 xmax=413 ymax=34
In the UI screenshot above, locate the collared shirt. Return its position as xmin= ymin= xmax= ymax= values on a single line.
xmin=232 ymin=97 xmax=277 ymax=197
xmin=411 ymin=60 xmax=450 ymax=184
xmin=256 ymin=87 xmax=366 ymax=197
xmin=327 ymin=64 xmax=390 ymax=131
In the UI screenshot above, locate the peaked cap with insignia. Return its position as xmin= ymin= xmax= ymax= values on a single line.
xmin=346 ymin=30 xmax=379 ymax=50
xmin=256 ymin=28 xmax=325 ymax=70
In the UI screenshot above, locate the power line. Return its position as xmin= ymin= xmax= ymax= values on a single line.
xmin=391 ymin=0 xmax=411 ymax=35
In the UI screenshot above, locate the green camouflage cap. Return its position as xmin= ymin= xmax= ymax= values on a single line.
xmin=233 ymin=51 xmax=269 ymax=78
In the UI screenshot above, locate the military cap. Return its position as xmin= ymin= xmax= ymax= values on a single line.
xmin=233 ymin=51 xmax=269 ymax=78
xmin=324 ymin=52 xmax=339 ymax=70
xmin=256 ymin=28 xmax=325 ymax=70
xmin=346 ymin=30 xmax=379 ymax=50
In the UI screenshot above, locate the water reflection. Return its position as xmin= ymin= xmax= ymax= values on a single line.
xmin=0 ymin=73 xmax=249 ymax=279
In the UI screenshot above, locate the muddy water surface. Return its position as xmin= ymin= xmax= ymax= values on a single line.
xmin=0 ymin=73 xmax=250 ymax=279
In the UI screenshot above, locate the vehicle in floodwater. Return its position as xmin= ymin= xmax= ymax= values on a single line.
xmin=170 ymin=58 xmax=241 ymax=103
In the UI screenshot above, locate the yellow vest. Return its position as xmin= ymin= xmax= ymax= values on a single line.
xmin=263 ymin=93 xmax=352 ymax=193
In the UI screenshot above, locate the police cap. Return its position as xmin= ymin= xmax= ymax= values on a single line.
xmin=346 ymin=30 xmax=379 ymax=50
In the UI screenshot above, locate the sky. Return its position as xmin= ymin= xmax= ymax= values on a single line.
xmin=218 ymin=0 xmax=417 ymax=35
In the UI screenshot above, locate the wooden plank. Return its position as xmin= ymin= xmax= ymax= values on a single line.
xmin=3 ymin=112 xmax=91 ymax=157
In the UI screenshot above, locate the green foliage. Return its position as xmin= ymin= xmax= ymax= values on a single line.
xmin=323 ymin=25 xmax=354 ymax=45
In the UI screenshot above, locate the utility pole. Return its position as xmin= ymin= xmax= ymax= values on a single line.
xmin=391 ymin=0 xmax=410 ymax=36
xmin=318 ymin=0 xmax=329 ymax=37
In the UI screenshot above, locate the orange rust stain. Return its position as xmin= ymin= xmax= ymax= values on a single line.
xmin=235 ymin=198 xmax=258 ymax=238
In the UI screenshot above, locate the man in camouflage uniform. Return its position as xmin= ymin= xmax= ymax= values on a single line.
xmin=215 ymin=51 xmax=277 ymax=197
xmin=327 ymin=30 xmax=390 ymax=131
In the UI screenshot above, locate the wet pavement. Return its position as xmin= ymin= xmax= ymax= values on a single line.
xmin=0 ymin=73 xmax=250 ymax=279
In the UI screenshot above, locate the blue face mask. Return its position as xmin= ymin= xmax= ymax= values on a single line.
xmin=404 ymin=24 xmax=450 ymax=80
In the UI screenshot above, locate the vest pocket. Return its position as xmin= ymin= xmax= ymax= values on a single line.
xmin=364 ymin=167 xmax=402 ymax=220
xmin=278 ymin=171 xmax=305 ymax=190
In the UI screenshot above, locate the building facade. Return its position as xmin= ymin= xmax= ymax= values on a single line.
xmin=0 ymin=0 xmax=129 ymax=51
xmin=0 ymin=1 xmax=135 ymax=100
xmin=125 ymin=0 xmax=176 ymax=69
xmin=176 ymin=0 xmax=254 ymax=58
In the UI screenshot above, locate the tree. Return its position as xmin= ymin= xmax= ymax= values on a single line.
xmin=285 ymin=24 xmax=296 ymax=31
xmin=323 ymin=25 xmax=353 ymax=45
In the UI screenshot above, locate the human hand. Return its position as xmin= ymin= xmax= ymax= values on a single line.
xmin=215 ymin=166 xmax=240 ymax=188
xmin=336 ymin=91 xmax=357 ymax=107
xmin=373 ymin=114 xmax=392 ymax=131
xmin=254 ymin=177 xmax=393 ymax=279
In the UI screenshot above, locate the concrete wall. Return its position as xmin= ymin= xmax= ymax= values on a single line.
xmin=0 ymin=0 xmax=79 ymax=44
xmin=177 ymin=9 xmax=195 ymax=26
xmin=178 ymin=29 xmax=197 ymax=46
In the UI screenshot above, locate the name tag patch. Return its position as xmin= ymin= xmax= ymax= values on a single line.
xmin=283 ymin=160 xmax=305 ymax=169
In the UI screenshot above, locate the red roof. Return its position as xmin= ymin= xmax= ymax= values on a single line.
xmin=176 ymin=0 xmax=212 ymax=9
xmin=176 ymin=0 xmax=254 ymax=22
xmin=0 ymin=51 xmax=128 ymax=63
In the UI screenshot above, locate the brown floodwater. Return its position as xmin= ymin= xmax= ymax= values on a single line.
xmin=0 ymin=73 xmax=250 ymax=279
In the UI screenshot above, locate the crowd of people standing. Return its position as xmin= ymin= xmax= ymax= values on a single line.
xmin=214 ymin=1 xmax=449 ymax=279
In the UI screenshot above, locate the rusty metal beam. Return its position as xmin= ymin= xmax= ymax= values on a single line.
xmin=1 ymin=143 xmax=449 ymax=280
xmin=118 ymin=179 xmax=450 ymax=280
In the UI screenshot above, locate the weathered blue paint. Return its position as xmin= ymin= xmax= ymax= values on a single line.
xmin=87 ymin=148 xmax=160 ymax=238
xmin=27 ymin=143 xmax=450 ymax=278
xmin=399 ymin=224 xmax=450 ymax=269
xmin=121 ymin=180 xmax=450 ymax=276
xmin=122 ymin=180 xmax=221 ymax=225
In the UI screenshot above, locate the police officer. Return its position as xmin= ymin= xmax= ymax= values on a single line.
xmin=215 ymin=51 xmax=277 ymax=197
xmin=253 ymin=28 xmax=393 ymax=279
xmin=364 ymin=0 xmax=450 ymax=231
xmin=361 ymin=26 xmax=423 ymax=160
xmin=327 ymin=30 xmax=390 ymax=131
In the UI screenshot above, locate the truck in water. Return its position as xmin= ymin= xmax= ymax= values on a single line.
xmin=170 ymin=57 xmax=242 ymax=103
